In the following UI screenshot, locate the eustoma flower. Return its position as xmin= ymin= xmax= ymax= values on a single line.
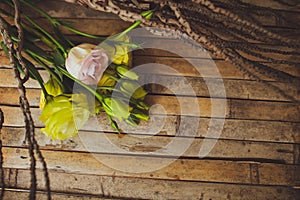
xmin=66 ymin=43 xmax=109 ymax=85
xmin=40 ymin=94 xmax=90 ymax=140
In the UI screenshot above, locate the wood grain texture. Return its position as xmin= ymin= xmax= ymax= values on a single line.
xmin=2 ymin=147 xmax=299 ymax=186
xmin=0 ymin=127 xmax=296 ymax=164
xmin=1 ymin=95 xmax=299 ymax=122
xmin=3 ymin=168 xmax=298 ymax=200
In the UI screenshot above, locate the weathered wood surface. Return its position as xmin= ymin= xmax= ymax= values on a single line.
xmin=0 ymin=0 xmax=299 ymax=199
xmin=0 ymin=127 xmax=297 ymax=164
xmin=2 ymin=147 xmax=299 ymax=185
xmin=3 ymin=168 xmax=298 ymax=200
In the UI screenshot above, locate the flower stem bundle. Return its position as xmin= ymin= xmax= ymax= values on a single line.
xmin=0 ymin=0 xmax=152 ymax=140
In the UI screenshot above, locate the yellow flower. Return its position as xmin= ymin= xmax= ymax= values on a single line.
xmin=112 ymin=35 xmax=131 ymax=65
xmin=39 ymin=77 xmax=63 ymax=109
xmin=40 ymin=94 xmax=90 ymax=140
xmin=101 ymin=35 xmax=131 ymax=66
xmin=97 ymin=73 xmax=116 ymax=87
xmin=113 ymin=44 xmax=130 ymax=65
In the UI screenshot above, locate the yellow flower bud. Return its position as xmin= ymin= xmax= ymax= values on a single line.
xmin=39 ymin=77 xmax=63 ymax=110
xmin=97 ymin=73 xmax=116 ymax=87
xmin=103 ymin=97 xmax=133 ymax=121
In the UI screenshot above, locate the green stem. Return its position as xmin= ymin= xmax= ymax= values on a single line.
xmin=24 ymin=15 xmax=67 ymax=56
xmin=97 ymin=86 xmax=122 ymax=93
xmin=26 ymin=51 xmax=64 ymax=90
xmin=113 ymin=11 xmax=153 ymax=40
xmin=63 ymin=26 xmax=99 ymax=39
xmin=103 ymin=72 xmax=120 ymax=82
xmin=22 ymin=24 xmax=58 ymax=50
xmin=2 ymin=0 xmax=65 ymax=54
xmin=20 ymin=0 xmax=56 ymax=24
xmin=25 ymin=50 xmax=54 ymax=65
xmin=20 ymin=0 xmax=99 ymax=40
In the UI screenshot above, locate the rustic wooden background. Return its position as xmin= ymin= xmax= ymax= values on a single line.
xmin=0 ymin=0 xmax=299 ymax=199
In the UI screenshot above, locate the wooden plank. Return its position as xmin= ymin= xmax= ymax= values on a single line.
xmin=133 ymin=55 xmax=300 ymax=79
xmin=3 ymin=168 xmax=298 ymax=200
xmin=0 ymin=59 xmax=299 ymax=102
xmin=1 ymin=27 xmax=299 ymax=62
xmin=4 ymin=109 xmax=300 ymax=143
xmin=40 ymin=18 xmax=132 ymax=37
xmin=1 ymin=71 xmax=298 ymax=102
xmin=229 ymin=99 xmax=300 ymax=122
xmin=1 ymin=48 xmax=299 ymax=82
xmin=0 ymin=56 xmax=299 ymax=83
xmin=143 ymin=74 xmax=299 ymax=101
xmin=0 ymin=127 xmax=296 ymax=164
xmin=147 ymin=96 xmax=300 ymax=122
xmin=0 ymin=106 xmax=42 ymax=127
xmin=1 ymin=111 xmax=299 ymax=144
xmin=258 ymin=163 xmax=299 ymax=185
xmin=241 ymin=0 xmax=300 ymax=11
xmin=2 ymin=147 xmax=252 ymax=184
xmin=132 ymin=38 xmax=300 ymax=62
xmin=2 ymin=147 xmax=299 ymax=185
xmin=2 ymin=190 xmax=110 ymax=200
xmin=0 ymin=95 xmax=299 ymax=127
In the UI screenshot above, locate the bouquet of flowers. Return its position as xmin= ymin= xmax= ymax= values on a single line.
xmin=0 ymin=0 xmax=152 ymax=140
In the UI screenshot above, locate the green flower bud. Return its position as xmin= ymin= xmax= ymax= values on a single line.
xmin=131 ymin=109 xmax=149 ymax=121
xmin=116 ymin=65 xmax=139 ymax=80
xmin=136 ymin=101 xmax=150 ymax=110
xmin=103 ymin=97 xmax=133 ymax=121
xmin=120 ymin=81 xmax=147 ymax=100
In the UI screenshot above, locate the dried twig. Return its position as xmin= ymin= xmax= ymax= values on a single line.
xmin=0 ymin=0 xmax=51 ymax=199
xmin=0 ymin=108 xmax=5 ymax=199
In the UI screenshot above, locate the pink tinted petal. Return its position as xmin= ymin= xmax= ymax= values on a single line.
xmin=79 ymin=48 xmax=109 ymax=85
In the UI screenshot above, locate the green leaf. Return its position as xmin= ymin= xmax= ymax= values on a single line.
xmin=58 ymin=20 xmax=75 ymax=26
xmin=53 ymin=25 xmax=74 ymax=49
xmin=53 ymin=50 xmax=66 ymax=66
xmin=23 ymin=58 xmax=45 ymax=84
xmin=0 ymin=41 xmax=9 ymax=57
xmin=108 ymin=115 xmax=121 ymax=134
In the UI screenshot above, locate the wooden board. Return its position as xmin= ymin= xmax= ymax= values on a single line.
xmin=2 ymin=147 xmax=299 ymax=186
xmin=3 ymin=168 xmax=298 ymax=200
xmin=0 ymin=127 xmax=296 ymax=164
xmin=1 ymin=112 xmax=299 ymax=143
